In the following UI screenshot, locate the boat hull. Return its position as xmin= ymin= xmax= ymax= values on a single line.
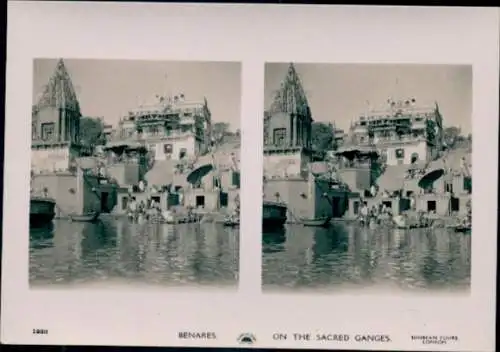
xmin=69 ymin=212 xmax=100 ymax=222
xmin=454 ymin=226 xmax=471 ymax=233
xmin=263 ymin=201 xmax=287 ymax=230
xmin=30 ymin=197 xmax=56 ymax=227
xmin=301 ymin=217 xmax=332 ymax=227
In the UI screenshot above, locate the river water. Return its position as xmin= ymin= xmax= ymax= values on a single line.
xmin=262 ymin=223 xmax=471 ymax=294
xmin=30 ymin=218 xmax=240 ymax=288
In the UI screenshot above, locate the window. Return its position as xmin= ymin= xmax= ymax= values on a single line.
xmin=32 ymin=123 xmax=37 ymax=140
xmin=179 ymin=148 xmax=187 ymax=159
xmin=411 ymin=152 xmax=419 ymax=164
xmin=395 ymin=148 xmax=405 ymax=159
xmin=164 ymin=144 xmax=173 ymax=154
xmin=41 ymin=123 xmax=55 ymax=141
xmin=463 ymin=176 xmax=472 ymax=193
xmin=273 ymin=128 xmax=287 ymax=146
xmin=232 ymin=171 xmax=240 ymax=188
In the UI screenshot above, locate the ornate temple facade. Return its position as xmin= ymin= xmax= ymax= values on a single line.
xmin=263 ymin=63 xmax=319 ymax=178
xmin=31 ymin=59 xmax=89 ymax=173
xmin=348 ymin=97 xmax=445 ymax=166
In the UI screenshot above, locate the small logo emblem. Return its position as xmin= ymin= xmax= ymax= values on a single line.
xmin=237 ymin=333 xmax=256 ymax=345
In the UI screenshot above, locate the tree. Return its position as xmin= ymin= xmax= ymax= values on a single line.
xmin=212 ymin=122 xmax=231 ymax=142
xmin=443 ymin=126 xmax=461 ymax=149
xmin=311 ymin=122 xmax=335 ymax=151
xmin=79 ymin=116 xmax=106 ymax=146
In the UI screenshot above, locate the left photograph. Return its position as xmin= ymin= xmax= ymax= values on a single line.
xmin=29 ymin=59 xmax=242 ymax=289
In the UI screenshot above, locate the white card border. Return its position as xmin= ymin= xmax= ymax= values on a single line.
xmin=3 ymin=3 xmax=499 ymax=351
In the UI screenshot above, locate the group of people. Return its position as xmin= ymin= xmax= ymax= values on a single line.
xmin=358 ymin=201 xmax=394 ymax=226
xmin=126 ymin=196 xmax=162 ymax=222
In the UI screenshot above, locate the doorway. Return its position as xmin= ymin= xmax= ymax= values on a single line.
xmin=101 ymin=192 xmax=109 ymax=213
xmin=196 ymin=195 xmax=205 ymax=208
xmin=220 ymin=192 xmax=228 ymax=207
xmin=353 ymin=200 xmax=359 ymax=215
xmin=427 ymin=200 xmax=437 ymax=212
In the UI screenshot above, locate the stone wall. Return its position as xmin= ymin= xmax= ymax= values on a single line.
xmin=107 ymin=163 xmax=140 ymax=186
xmin=31 ymin=172 xmax=101 ymax=217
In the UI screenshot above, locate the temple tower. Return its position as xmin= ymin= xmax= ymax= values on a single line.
xmin=263 ymin=63 xmax=317 ymax=178
xmin=32 ymin=59 xmax=81 ymax=144
xmin=264 ymin=63 xmax=313 ymax=149
xmin=31 ymin=59 xmax=85 ymax=173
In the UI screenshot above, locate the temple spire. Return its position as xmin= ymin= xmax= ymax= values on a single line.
xmin=269 ymin=62 xmax=311 ymax=119
xmin=34 ymin=58 xmax=80 ymax=114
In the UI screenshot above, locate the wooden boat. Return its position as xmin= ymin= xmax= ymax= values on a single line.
xmin=223 ymin=219 xmax=240 ymax=227
xmin=454 ymin=225 xmax=471 ymax=233
xmin=262 ymin=201 xmax=287 ymax=229
xmin=30 ymin=196 xmax=56 ymax=227
xmin=69 ymin=211 xmax=100 ymax=222
xmin=300 ymin=216 xmax=332 ymax=227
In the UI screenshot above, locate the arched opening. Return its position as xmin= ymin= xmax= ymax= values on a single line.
xmin=411 ymin=152 xmax=419 ymax=164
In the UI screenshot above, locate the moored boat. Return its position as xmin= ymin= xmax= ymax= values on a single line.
xmin=300 ymin=216 xmax=332 ymax=227
xmin=454 ymin=225 xmax=471 ymax=233
xmin=223 ymin=217 xmax=240 ymax=227
xmin=263 ymin=201 xmax=287 ymax=229
xmin=30 ymin=196 xmax=56 ymax=227
xmin=69 ymin=211 xmax=100 ymax=222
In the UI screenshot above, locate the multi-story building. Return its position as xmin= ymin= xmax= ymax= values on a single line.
xmin=112 ymin=93 xmax=212 ymax=162
xmin=348 ymin=97 xmax=444 ymax=166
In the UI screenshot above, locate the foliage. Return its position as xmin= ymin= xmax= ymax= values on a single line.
xmin=79 ymin=117 xmax=106 ymax=146
xmin=371 ymin=158 xmax=386 ymax=185
xmin=212 ymin=122 xmax=231 ymax=142
xmin=443 ymin=126 xmax=471 ymax=150
xmin=443 ymin=126 xmax=461 ymax=149
xmin=311 ymin=122 xmax=336 ymax=151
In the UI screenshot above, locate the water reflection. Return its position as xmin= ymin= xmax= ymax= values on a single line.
xmin=262 ymin=223 xmax=471 ymax=292
xmin=262 ymin=228 xmax=286 ymax=254
xmin=30 ymin=219 xmax=239 ymax=288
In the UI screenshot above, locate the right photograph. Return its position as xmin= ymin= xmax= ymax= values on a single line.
xmin=261 ymin=63 xmax=472 ymax=294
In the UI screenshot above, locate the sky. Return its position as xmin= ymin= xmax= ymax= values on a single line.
xmin=33 ymin=59 xmax=242 ymax=130
xmin=264 ymin=63 xmax=473 ymax=134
